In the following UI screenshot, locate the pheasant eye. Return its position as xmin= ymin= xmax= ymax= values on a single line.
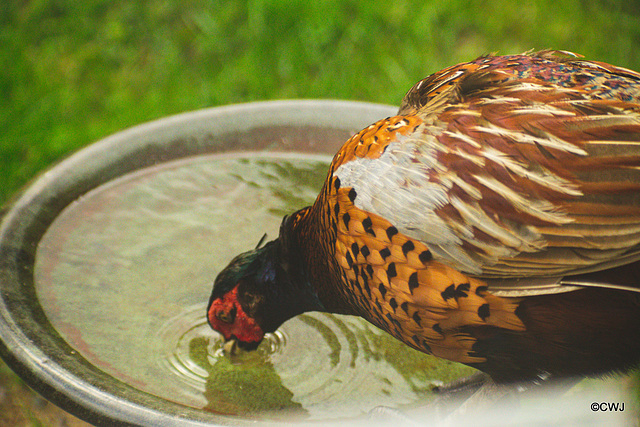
xmin=215 ymin=305 xmax=237 ymax=324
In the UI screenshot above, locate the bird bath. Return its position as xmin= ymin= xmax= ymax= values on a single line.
xmin=0 ymin=100 xmax=634 ymax=426
xmin=0 ymin=100 xmax=477 ymax=426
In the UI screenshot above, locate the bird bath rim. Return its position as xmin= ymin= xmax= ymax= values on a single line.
xmin=0 ymin=100 xmax=398 ymax=426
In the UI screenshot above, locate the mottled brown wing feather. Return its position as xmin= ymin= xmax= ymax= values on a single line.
xmin=333 ymin=52 xmax=640 ymax=286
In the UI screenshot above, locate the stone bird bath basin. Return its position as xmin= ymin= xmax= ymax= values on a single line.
xmin=0 ymin=100 xmax=475 ymax=425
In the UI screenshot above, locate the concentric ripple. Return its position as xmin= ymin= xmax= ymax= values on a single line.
xmin=156 ymin=303 xmax=470 ymax=420
xmin=156 ymin=303 xmax=288 ymax=392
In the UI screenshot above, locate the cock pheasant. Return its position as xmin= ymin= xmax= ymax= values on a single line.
xmin=207 ymin=51 xmax=640 ymax=383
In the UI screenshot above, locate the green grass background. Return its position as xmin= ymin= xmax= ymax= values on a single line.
xmin=3 ymin=0 xmax=640 ymax=205
xmin=2 ymin=0 xmax=640 ymax=423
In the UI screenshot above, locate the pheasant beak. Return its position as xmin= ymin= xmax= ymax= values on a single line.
xmin=222 ymin=338 xmax=238 ymax=355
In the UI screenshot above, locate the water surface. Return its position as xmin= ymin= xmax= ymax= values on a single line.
xmin=34 ymin=152 xmax=472 ymax=422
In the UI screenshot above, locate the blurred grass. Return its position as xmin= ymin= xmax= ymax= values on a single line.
xmin=2 ymin=0 xmax=640 ymax=424
xmin=3 ymin=0 xmax=640 ymax=205
xmin=0 ymin=361 xmax=90 ymax=426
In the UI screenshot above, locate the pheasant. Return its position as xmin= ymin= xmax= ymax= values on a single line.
xmin=207 ymin=51 xmax=640 ymax=383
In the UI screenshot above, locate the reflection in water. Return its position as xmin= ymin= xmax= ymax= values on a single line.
xmin=195 ymin=337 xmax=305 ymax=419
xmin=157 ymin=305 xmax=472 ymax=421
xmin=157 ymin=304 xmax=306 ymax=418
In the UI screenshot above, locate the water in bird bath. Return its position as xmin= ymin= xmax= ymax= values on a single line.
xmin=33 ymin=151 xmax=474 ymax=422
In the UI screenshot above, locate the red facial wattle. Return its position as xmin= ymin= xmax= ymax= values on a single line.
xmin=207 ymin=285 xmax=264 ymax=344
